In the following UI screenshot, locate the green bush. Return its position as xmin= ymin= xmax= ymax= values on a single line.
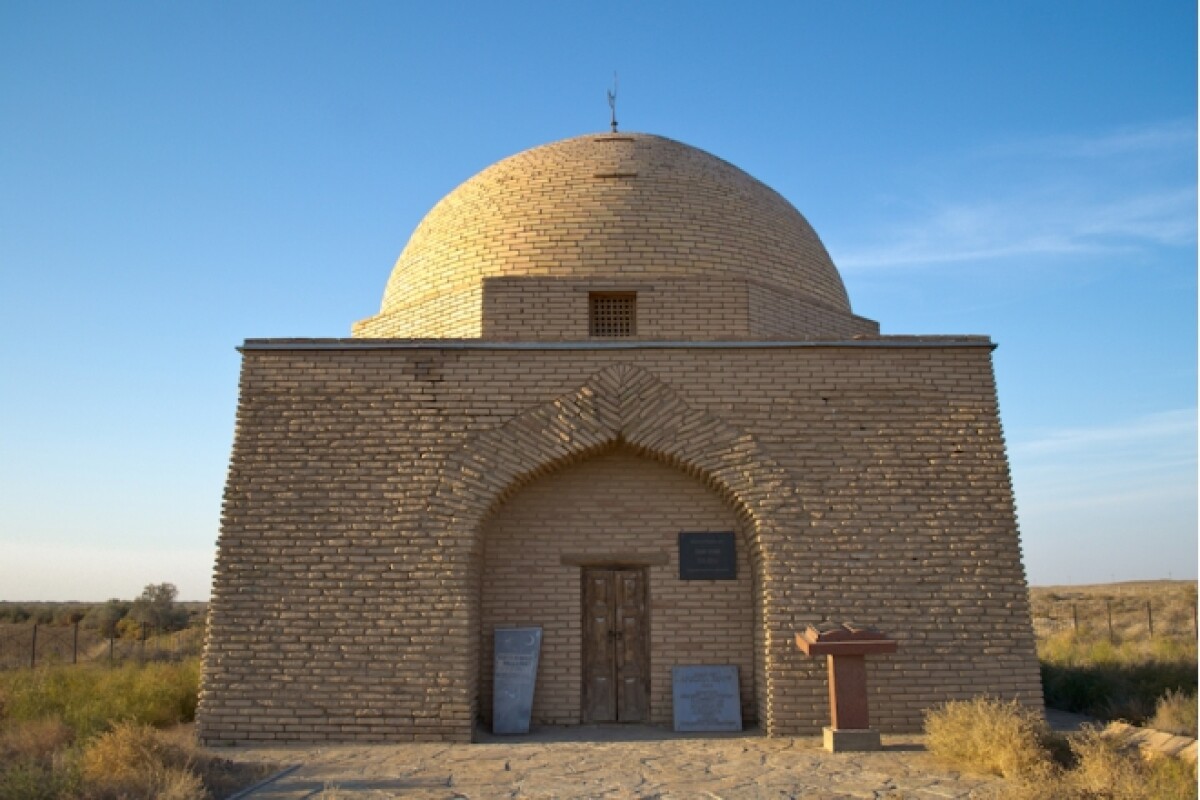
xmin=1039 ymin=632 xmax=1197 ymax=725
xmin=0 ymin=660 xmax=199 ymax=740
xmin=0 ymin=758 xmax=80 ymax=800
xmin=0 ymin=659 xmax=268 ymax=799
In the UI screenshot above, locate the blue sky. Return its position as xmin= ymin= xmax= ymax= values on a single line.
xmin=1 ymin=1 xmax=1195 ymax=600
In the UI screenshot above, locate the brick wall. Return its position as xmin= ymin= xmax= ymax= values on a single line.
xmin=481 ymin=451 xmax=755 ymax=726
xmin=746 ymin=281 xmax=879 ymax=339
xmin=353 ymin=283 xmax=482 ymax=338
xmin=476 ymin=276 xmax=879 ymax=341
xmin=354 ymin=134 xmax=862 ymax=340
xmin=199 ymin=340 xmax=1042 ymax=743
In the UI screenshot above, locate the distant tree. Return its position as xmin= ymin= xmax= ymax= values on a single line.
xmin=83 ymin=599 xmax=130 ymax=637
xmin=0 ymin=605 xmax=30 ymax=624
xmin=128 ymin=583 xmax=188 ymax=632
xmin=116 ymin=616 xmax=144 ymax=640
xmin=54 ymin=605 xmax=87 ymax=626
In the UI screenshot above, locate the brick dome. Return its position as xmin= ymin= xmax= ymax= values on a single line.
xmin=354 ymin=132 xmax=870 ymax=340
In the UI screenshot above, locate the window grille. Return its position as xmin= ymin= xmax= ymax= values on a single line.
xmin=589 ymin=293 xmax=637 ymax=337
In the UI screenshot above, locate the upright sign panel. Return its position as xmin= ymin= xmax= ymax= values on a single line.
xmin=492 ymin=627 xmax=542 ymax=734
xmin=672 ymin=664 xmax=742 ymax=732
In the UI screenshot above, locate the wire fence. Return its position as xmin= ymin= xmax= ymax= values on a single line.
xmin=0 ymin=623 xmax=204 ymax=670
xmin=1031 ymin=595 xmax=1198 ymax=641
xmin=5 ymin=598 xmax=1189 ymax=669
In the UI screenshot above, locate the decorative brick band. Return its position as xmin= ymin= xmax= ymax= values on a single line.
xmin=428 ymin=363 xmax=799 ymax=734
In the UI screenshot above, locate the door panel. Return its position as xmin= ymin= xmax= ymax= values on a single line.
xmin=583 ymin=570 xmax=616 ymax=722
xmin=615 ymin=570 xmax=648 ymax=722
xmin=583 ymin=568 xmax=648 ymax=723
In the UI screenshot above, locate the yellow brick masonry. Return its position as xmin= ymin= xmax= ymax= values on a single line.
xmin=482 ymin=452 xmax=756 ymax=728
xmin=198 ymin=339 xmax=1042 ymax=744
xmin=352 ymin=134 xmax=873 ymax=341
xmin=477 ymin=276 xmax=878 ymax=341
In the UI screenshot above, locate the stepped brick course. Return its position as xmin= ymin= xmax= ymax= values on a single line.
xmin=353 ymin=134 xmax=872 ymax=341
xmin=200 ymin=130 xmax=1040 ymax=744
xmin=199 ymin=341 xmax=1042 ymax=743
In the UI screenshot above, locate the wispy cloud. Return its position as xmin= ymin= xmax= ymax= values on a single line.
xmin=1011 ymin=408 xmax=1197 ymax=458
xmin=1009 ymin=409 xmax=1197 ymax=514
xmin=834 ymin=120 xmax=1197 ymax=271
xmin=979 ymin=120 xmax=1197 ymax=161
xmin=1013 ymin=407 xmax=1198 ymax=583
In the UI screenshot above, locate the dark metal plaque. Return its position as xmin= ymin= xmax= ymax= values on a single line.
xmin=678 ymin=531 xmax=736 ymax=580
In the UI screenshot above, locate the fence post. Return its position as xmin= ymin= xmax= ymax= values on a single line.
xmin=109 ymin=636 xmax=115 ymax=664
xmin=30 ymin=623 xmax=38 ymax=669
xmin=1106 ymin=599 xmax=1114 ymax=643
xmin=72 ymin=622 xmax=79 ymax=664
xmin=1072 ymin=604 xmax=1079 ymax=632
xmin=1146 ymin=600 xmax=1154 ymax=638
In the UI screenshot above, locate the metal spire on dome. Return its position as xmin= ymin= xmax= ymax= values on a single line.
xmin=607 ymin=72 xmax=619 ymax=133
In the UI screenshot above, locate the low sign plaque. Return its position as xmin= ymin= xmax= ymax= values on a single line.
xmin=679 ymin=531 xmax=736 ymax=580
xmin=492 ymin=627 xmax=542 ymax=734
xmin=672 ymin=665 xmax=742 ymax=732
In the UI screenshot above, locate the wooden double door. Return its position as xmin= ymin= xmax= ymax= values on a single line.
xmin=582 ymin=568 xmax=649 ymax=723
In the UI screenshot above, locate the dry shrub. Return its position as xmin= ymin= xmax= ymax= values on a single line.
xmin=926 ymin=699 xmax=1197 ymax=800
xmin=1065 ymin=728 xmax=1157 ymax=799
xmin=1152 ymin=689 xmax=1198 ymax=738
xmin=924 ymin=696 xmax=1056 ymax=781
xmin=76 ymin=722 xmax=273 ymax=800
xmin=79 ymin=721 xmax=204 ymax=800
xmin=158 ymin=725 xmax=276 ymax=799
xmin=0 ymin=660 xmax=266 ymax=799
xmin=0 ymin=719 xmax=80 ymax=800
xmin=0 ymin=718 xmax=74 ymax=763
xmin=1053 ymin=727 xmax=1197 ymax=800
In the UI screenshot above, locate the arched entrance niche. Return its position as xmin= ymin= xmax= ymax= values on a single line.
xmin=426 ymin=364 xmax=802 ymax=737
xmin=479 ymin=445 xmax=756 ymax=728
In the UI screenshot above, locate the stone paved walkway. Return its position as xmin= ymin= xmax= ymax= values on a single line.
xmin=220 ymin=727 xmax=1002 ymax=799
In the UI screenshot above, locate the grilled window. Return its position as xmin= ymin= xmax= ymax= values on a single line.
xmin=589 ymin=293 xmax=637 ymax=337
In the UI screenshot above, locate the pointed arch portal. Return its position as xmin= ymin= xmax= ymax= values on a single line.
xmin=428 ymin=364 xmax=804 ymax=735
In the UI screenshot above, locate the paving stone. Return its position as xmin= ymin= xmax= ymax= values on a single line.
xmin=219 ymin=730 xmax=1001 ymax=799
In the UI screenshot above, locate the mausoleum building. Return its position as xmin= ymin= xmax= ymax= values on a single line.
xmin=198 ymin=132 xmax=1042 ymax=743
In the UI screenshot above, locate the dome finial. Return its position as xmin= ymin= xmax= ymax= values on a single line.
xmin=607 ymin=72 xmax=619 ymax=133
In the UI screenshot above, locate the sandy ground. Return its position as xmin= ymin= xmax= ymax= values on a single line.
xmin=215 ymin=714 xmax=1102 ymax=799
xmin=217 ymin=727 xmax=1009 ymax=799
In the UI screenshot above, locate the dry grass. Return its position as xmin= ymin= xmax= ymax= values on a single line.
xmin=79 ymin=722 xmax=204 ymax=800
xmin=1030 ymin=580 xmax=1197 ymax=640
xmin=924 ymin=697 xmax=1057 ymax=780
xmin=0 ymin=659 xmax=200 ymax=739
xmin=1012 ymin=729 xmax=1198 ymax=800
xmin=0 ymin=659 xmax=272 ymax=800
xmin=1152 ymin=689 xmax=1199 ymax=738
xmin=1038 ymin=631 xmax=1197 ymax=725
xmin=0 ymin=719 xmax=272 ymax=800
xmin=1031 ymin=581 xmax=1197 ymax=729
xmin=925 ymin=697 xmax=1198 ymax=800
xmin=0 ymin=717 xmax=74 ymax=763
